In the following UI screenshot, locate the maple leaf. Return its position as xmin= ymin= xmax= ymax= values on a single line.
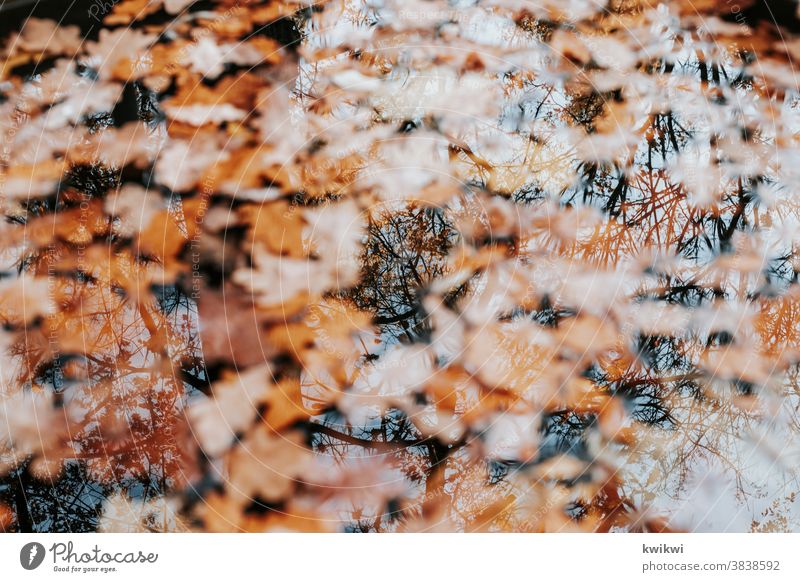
xmin=187 ymin=365 xmax=271 ymax=458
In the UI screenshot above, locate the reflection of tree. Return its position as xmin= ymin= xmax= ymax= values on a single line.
xmin=1 ymin=462 xmax=106 ymax=533
xmin=1 ymin=241 xmax=196 ymax=531
xmin=3 ymin=0 xmax=800 ymax=533
xmin=349 ymin=204 xmax=456 ymax=344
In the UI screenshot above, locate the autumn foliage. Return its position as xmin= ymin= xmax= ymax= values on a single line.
xmin=2 ymin=0 xmax=800 ymax=532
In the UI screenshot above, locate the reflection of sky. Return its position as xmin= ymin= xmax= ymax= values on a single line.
xmin=3 ymin=0 xmax=800 ymax=532
xmin=295 ymin=1 xmax=800 ymax=531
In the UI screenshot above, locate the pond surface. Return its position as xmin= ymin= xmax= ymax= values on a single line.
xmin=1 ymin=0 xmax=800 ymax=532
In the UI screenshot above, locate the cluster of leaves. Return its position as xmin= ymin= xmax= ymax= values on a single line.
xmin=3 ymin=0 xmax=800 ymax=532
